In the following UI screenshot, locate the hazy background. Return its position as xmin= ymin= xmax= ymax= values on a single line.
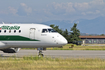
xmin=0 ymin=0 xmax=105 ymax=34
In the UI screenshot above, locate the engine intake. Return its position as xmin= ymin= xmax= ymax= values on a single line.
xmin=1 ymin=48 xmax=20 ymax=53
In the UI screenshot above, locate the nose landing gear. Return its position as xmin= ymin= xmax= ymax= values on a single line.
xmin=37 ymin=48 xmax=46 ymax=57
xmin=38 ymin=50 xmax=44 ymax=57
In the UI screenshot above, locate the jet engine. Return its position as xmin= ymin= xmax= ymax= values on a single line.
xmin=1 ymin=48 xmax=20 ymax=53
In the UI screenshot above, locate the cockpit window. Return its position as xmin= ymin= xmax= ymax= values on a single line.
xmin=48 ymin=29 xmax=57 ymax=32
xmin=42 ymin=29 xmax=48 ymax=33
xmin=42 ymin=29 xmax=57 ymax=33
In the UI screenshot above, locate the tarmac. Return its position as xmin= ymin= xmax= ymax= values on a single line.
xmin=0 ymin=50 xmax=105 ymax=59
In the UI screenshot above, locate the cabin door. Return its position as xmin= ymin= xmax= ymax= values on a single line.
xmin=29 ymin=28 xmax=35 ymax=39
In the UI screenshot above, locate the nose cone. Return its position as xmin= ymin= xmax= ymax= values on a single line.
xmin=61 ymin=38 xmax=68 ymax=45
xmin=64 ymin=39 xmax=68 ymax=44
xmin=53 ymin=33 xmax=68 ymax=46
xmin=58 ymin=35 xmax=68 ymax=45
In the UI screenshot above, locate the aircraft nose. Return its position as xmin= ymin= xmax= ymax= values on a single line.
xmin=54 ymin=33 xmax=68 ymax=45
xmin=64 ymin=39 xmax=68 ymax=44
xmin=62 ymin=38 xmax=68 ymax=45
xmin=59 ymin=36 xmax=68 ymax=45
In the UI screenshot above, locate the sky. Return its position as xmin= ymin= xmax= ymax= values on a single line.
xmin=0 ymin=0 xmax=104 ymax=22
xmin=0 ymin=0 xmax=105 ymax=34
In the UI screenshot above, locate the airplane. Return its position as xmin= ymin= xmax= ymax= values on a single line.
xmin=0 ymin=23 xmax=68 ymax=56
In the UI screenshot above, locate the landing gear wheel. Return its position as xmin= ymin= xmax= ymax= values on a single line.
xmin=38 ymin=50 xmax=44 ymax=57
xmin=38 ymin=54 xmax=44 ymax=57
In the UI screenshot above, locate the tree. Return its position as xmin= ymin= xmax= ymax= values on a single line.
xmin=69 ymin=23 xmax=81 ymax=43
xmin=100 ymin=34 xmax=105 ymax=36
xmin=62 ymin=29 xmax=69 ymax=41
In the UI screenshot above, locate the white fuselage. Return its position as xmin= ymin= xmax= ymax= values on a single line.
xmin=0 ymin=24 xmax=67 ymax=49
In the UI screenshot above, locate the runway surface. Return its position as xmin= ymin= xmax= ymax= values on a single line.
xmin=0 ymin=50 xmax=105 ymax=59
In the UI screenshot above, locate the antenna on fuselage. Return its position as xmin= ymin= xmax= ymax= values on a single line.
xmin=2 ymin=22 xmax=5 ymax=24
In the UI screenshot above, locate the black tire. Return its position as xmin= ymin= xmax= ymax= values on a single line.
xmin=38 ymin=54 xmax=44 ymax=57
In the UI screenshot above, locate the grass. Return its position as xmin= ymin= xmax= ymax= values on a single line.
xmin=0 ymin=56 xmax=105 ymax=70
xmin=47 ymin=44 xmax=105 ymax=50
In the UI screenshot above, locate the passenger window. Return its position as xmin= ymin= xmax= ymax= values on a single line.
xmin=4 ymin=30 xmax=6 ymax=33
xmin=9 ymin=30 xmax=11 ymax=33
xmin=14 ymin=30 xmax=16 ymax=33
xmin=42 ymin=29 xmax=48 ymax=33
xmin=19 ymin=30 xmax=21 ymax=33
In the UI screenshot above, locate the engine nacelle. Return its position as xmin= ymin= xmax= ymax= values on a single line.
xmin=1 ymin=48 xmax=20 ymax=53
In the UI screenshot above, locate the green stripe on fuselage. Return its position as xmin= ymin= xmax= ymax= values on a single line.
xmin=0 ymin=35 xmax=39 ymax=41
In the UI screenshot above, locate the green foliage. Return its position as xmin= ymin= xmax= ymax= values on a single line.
xmin=69 ymin=23 xmax=81 ymax=43
xmin=100 ymin=34 xmax=105 ymax=36
xmin=62 ymin=29 xmax=69 ymax=41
